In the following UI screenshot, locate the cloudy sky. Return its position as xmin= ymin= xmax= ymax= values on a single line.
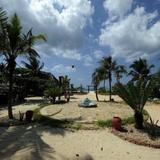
xmin=1 ymin=0 xmax=160 ymax=87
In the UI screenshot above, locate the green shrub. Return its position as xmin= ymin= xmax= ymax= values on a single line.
xmin=98 ymin=88 xmax=108 ymax=95
xmin=122 ymin=116 xmax=135 ymax=125
xmin=147 ymin=116 xmax=159 ymax=139
xmin=96 ymin=116 xmax=135 ymax=128
xmin=96 ymin=119 xmax=112 ymax=127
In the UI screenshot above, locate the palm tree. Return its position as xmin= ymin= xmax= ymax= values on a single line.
xmin=0 ymin=8 xmax=46 ymax=119
xmin=115 ymin=65 xmax=127 ymax=82
xmin=0 ymin=62 xmax=6 ymax=83
xmin=98 ymin=56 xmax=118 ymax=101
xmin=128 ymin=58 xmax=154 ymax=81
xmin=44 ymin=87 xmax=60 ymax=104
xmin=115 ymin=79 xmax=153 ymax=129
xmin=22 ymin=56 xmax=44 ymax=77
xmin=61 ymin=75 xmax=70 ymax=93
xmin=92 ymin=68 xmax=105 ymax=101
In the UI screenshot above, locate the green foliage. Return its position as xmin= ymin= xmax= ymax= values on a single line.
xmin=44 ymin=87 xmax=60 ymax=97
xmin=44 ymin=80 xmax=60 ymax=103
xmin=61 ymin=75 xmax=70 ymax=92
xmin=96 ymin=116 xmax=135 ymax=128
xmin=96 ymin=119 xmax=112 ymax=127
xmin=122 ymin=116 xmax=135 ymax=125
xmin=114 ymin=80 xmax=152 ymax=112
xmin=114 ymin=79 xmax=153 ymax=129
xmin=147 ymin=116 xmax=159 ymax=139
xmin=22 ymin=56 xmax=44 ymax=77
xmin=92 ymin=56 xmax=126 ymax=101
xmin=98 ymin=87 xmax=108 ymax=95
xmin=128 ymin=58 xmax=154 ymax=81
xmin=149 ymin=71 xmax=160 ymax=98
xmin=0 ymin=8 xmax=46 ymax=118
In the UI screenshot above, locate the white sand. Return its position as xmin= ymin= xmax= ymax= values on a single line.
xmin=0 ymin=125 xmax=159 ymax=160
xmin=0 ymin=94 xmax=160 ymax=160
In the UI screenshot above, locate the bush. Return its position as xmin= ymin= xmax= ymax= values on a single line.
xmin=98 ymin=88 xmax=108 ymax=95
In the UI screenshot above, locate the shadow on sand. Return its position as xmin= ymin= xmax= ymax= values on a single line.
xmin=0 ymin=124 xmax=95 ymax=160
xmin=0 ymin=124 xmax=66 ymax=160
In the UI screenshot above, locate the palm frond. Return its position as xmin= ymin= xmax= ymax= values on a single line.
xmin=115 ymin=79 xmax=152 ymax=112
xmin=0 ymin=7 xmax=8 ymax=31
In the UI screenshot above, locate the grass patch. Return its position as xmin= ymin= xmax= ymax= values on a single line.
xmin=33 ymin=105 xmax=149 ymax=129
xmin=96 ymin=119 xmax=112 ymax=128
xmin=96 ymin=116 xmax=135 ymax=128
xmin=96 ymin=109 xmax=149 ymax=128
xmin=122 ymin=116 xmax=135 ymax=125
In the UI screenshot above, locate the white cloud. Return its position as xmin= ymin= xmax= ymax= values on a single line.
xmin=93 ymin=50 xmax=104 ymax=59
xmin=35 ymin=44 xmax=82 ymax=60
xmin=0 ymin=0 xmax=94 ymax=60
xmin=99 ymin=6 xmax=160 ymax=61
xmin=51 ymin=64 xmax=76 ymax=74
xmin=103 ymin=0 xmax=133 ymax=19
xmin=83 ymin=54 xmax=93 ymax=66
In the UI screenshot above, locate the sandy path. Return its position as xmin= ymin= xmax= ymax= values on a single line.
xmin=0 ymin=125 xmax=159 ymax=160
xmin=0 ymin=97 xmax=44 ymax=118
xmin=42 ymin=129 xmax=160 ymax=160
xmin=145 ymin=103 xmax=160 ymax=125
xmin=0 ymin=94 xmax=160 ymax=160
xmin=71 ymin=92 xmax=123 ymax=102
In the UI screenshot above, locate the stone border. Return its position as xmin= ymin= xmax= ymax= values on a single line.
xmin=111 ymin=129 xmax=160 ymax=149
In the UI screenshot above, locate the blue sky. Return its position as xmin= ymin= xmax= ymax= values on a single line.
xmin=0 ymin=0 xmax=160 ymax=88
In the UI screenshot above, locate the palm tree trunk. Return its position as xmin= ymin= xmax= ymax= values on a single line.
xmin=109 ymin=71 xmax=112 ymax=101
xmin=95 ymin=85 xmax=99 ymax=101
xmin=134 ymin=111 xmax=143 ymax=129
xmin=8 ymin=68 xmax=14 ymax=119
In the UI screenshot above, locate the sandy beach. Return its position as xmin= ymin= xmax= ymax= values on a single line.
xmin=0 ymin=93 xmax=160 ymax=160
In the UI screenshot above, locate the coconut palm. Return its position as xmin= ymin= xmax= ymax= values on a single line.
xmin=98 ymin=56 xmax=118 ymax=101
xmin=0 ymin=62 xmax=6 ymax=83
xmin=61 ymin=75 xmax=70 ymax=93
xmin=115 ymin=65 xmax=127 ymax=82
xmin=44 ymin=87 xmax=60 ymax=104
xmin=115 ymin=79 xmax=153 ymax=129
xmin=92 ymin=68 xmax=105 ymax=101
xmin=129 ymin=58 xmax=154 ymax=81
xmin=22 ymin=56 xmax=44 ymax=77
xmin=0 ymin=8 xmax=46 ymax=118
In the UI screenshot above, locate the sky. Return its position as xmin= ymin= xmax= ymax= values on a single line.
xmin=0 ymin=0 xmax=160 ymax=87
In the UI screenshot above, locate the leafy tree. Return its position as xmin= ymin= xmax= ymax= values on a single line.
xmin=0 ymin=62 xmax=6 ymax=83
xmin=0 ymin=8 xmax=46 ymax=118
xmin=150 ymin=70 xmax=160 ymax=98
xmin=44 ymin=81 xmax=60 ymax=103
xmin=96 ymin=56 xmax=126 ymax=101
xmin=61 ymin=75 xmax=70 ymax=93
xmin=115 ymin=65 xmax=127 ymax=82
xmin=128 ymin=58 xmax=154 ymax=81
xmin=22 ymin=56 xmax=44 ymax=77
xmin=92 ymin=68 xmax=106 ymax=101
xmin=115 ymin=79 xmax=153 ymax=129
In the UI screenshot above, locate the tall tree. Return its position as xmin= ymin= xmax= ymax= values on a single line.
xmin=22 ymin=56 xmax=44 ymax=77
xmin=128 ymin=58 xmax=154 ymax=81
xmin=115 ymin=65 xmax=127 ymax=82
xmin=115 ymin=79 xmax=153 ymax=129
xmin=92 ymin=68 xmax=105 ymax=101
xmin=61 ymin=75 xmax=70 ymax=93
xmin=93 ymin=56 xmax=126 ymax=101
xmin=98 ymin=56 xmax=117 ymax=101
xmin=0 ymin=8 xmax=46 ymax=119
xmin=0 ymin=62 xmax=6 ymax=83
